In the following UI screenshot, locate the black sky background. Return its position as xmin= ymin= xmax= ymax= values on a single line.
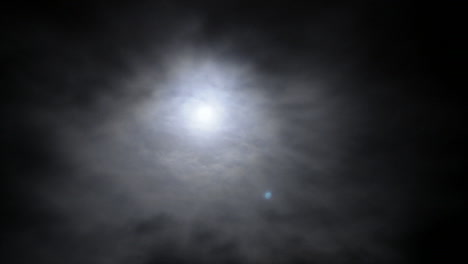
xmin=2 ymin=1 xmax=466 ymax=264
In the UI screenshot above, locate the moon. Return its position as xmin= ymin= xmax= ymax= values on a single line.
xmin=194 ymin=104 xmax=217 ymax=125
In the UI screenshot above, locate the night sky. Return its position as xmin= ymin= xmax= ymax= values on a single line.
xmin=2 ymin=1 xmax=465 ymax=264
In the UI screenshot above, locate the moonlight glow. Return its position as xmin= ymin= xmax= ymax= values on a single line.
xmin=194 ymin=104 xmax=217 ymax=125
xmin=188 ymin=102 xmax=221 ymax=131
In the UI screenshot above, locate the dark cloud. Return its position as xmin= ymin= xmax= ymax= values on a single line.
xmin=2 ymin=1 xmax=464 ymax=264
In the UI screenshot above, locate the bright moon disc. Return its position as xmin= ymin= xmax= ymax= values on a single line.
xmin=192 ymin=104 xmax=219 ymax=130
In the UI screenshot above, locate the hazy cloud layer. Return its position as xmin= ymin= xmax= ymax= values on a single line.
xmin=3 ymin=1 xmax=464 ymax=264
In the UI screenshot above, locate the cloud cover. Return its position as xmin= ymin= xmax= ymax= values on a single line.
xmin=2 ymin=1 xmax=464 ymax=264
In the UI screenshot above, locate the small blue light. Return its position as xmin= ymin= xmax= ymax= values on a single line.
xmin=264 ymin=191 xmax=272 ymax=199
